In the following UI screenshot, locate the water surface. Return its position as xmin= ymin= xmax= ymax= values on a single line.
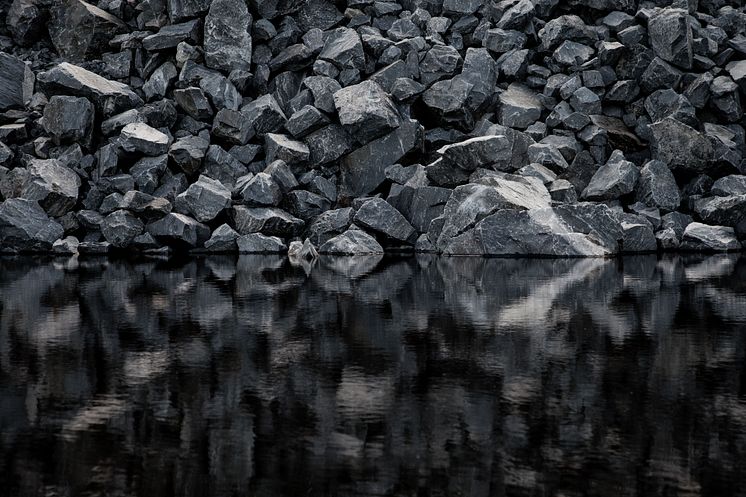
xmin=1 ymin=254 xmax=746 ymax=497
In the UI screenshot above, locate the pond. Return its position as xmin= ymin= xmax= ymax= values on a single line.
xmin=1 ymin=254 xmax=745 ymax=496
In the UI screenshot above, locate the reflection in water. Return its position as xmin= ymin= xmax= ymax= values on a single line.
xmin=1 ymin=254 xmax=746 ymax=497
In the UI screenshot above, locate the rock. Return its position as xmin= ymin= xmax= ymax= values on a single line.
xmin=353 ymin=198 xmax=417 ymax=244
xmin=286 ymin=190 xmax=331 ymax=221
xmin=318 ymin=28 xmax=365 ymax=71
xmin=131 ymin=155 xmax=168 ymax=195
xmin=648 ymin=8 xmax=692 ymax=69
xmin=7 ymin=0 xmax=47 ymax=46
xmin=693 ymin=195 xmax=746 ymax=236
xmin=288 ymin=238 xmax=318 ymax=260
xmin=230 ymin=206 xmax=304 ymax=236
xmin=212 ymin=109 xmax=253 ymax=145
xmin=169 ymin=135 xmax=209 ymax=175
xmin=0 ymin=52 xmax=35 ymax=110
xmin=48 ymin=0 xmax=127 ymax=61
xmin=167 ymin=0 xmax=211 ymax=22
xmin=121 ymin=191 xmax=172 ymax=221
xmin=635 ymin=160 xmax=681 ymax=212
xmin=419 ymin=45 xmax=462 ymax=86
xmin=0 ymin=198 xmax=64 ymax=252
xmin=569 ymin=87 xmax=602 ymax=114
xmin=173 ymin=87 xmax=213 ymax=120
xmin=120 ymin=123 xmax=170 ymax=156
xmin=37 ymin=62 xmax=142 ymax=116
xmin=421 ymin=77 xmax=474 ymax=129
xmin=174 ymin=175 xmax=231 ymax=222
xmin=285 ymin=105 xmax=328 ymax=138
xmin=237 ymin=233 xmax=287 ymax=253
xmin=306 ymin=208 xmax=354 ymax=245
xmin=318 ymin=229 xmax=384 ymax=255
xmin=339 ymin=119 xmax=423 ymax=199
xmin=620 ymin=214 xmax=657 ymax=252
xmin=649 ymin=117 xmax=714 ymax=172
xmin=539 ymin=15 xmax=597 ymax=51
xmin=42 ymin=95 xmax=94 ymax=146
xmin=303 ymin=76 xmax=341 ymax=114
xmin=727 ymin=60 xmax=746 ymax=93
xmin=305 ymin=125 xmax=353 ymax=166
xmin=204 ymin=0 xmax=252 ymax=73
xmin=142 ymin=20 xmax=201 ymax=51
xmin=53 ymin=236 xmax=80 ymax=255
xmin=236 ymin=172 xmax=282 ymax=206
xmin=265 ymin=133 xmax=310 ymax=165
xmin=498 ymin=83 xmax=542 ymax=129
xmin=437 ymin=136 xmax=511 ymax=172
xmin=333 ymin=81 xmax=401 ymax=144
xmin=22 ymin=159 xmax=81 ymax=216
xmin=241 ymin=94 xmax=287 ymax=136
xmin=389 ymin=185 xmax=452 ymax=233
xmin=712 ymin=175 xmax=746 ymax=197
xmin=681 ymin=222 xmax=741 ymax=251
xmin=582 ymin=150 xmax=640 ymax=200
xmin=101 ymin=210 xmax=144 ymax=248
xmin=143 ymin=62 xmax=178 ymax=101
xmin=203 ymin=224 xmax=239 ymax=252
xmin=147 ymin=213 xmax=210 ymax=247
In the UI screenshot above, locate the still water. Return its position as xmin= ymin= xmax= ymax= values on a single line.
xmin=1 ymin=254 xmax=746 ymax=497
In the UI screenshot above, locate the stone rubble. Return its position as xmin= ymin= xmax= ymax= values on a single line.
xmin=0 ymin=0 xmax=744 ymax=256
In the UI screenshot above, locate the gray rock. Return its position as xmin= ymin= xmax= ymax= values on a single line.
xmin=42 ymin=95 xmax=94 ymax=145
xmin=22 ymin=159 xmax=81 ymax=216
xmin=648 ymin=8 xmax=692 ymax=69
xmin=101 ymin=210 xmax=144 ymax=248
xmin=212 ymin=109 xmax=253 ymax=145
xmin=333 ymin=81 xmax=401 ymax=144
xmin=230 ymin=206 xmax=304 ymax=236
xmin=37 ymin=62 xmax=142 ymax=116
xmin=539 ymin=15 xmax=597 ymax=51
xmin=147 ymin=213 xmax=210 ymax=247
xmin=306 ymin=207 xmax=354 ymax=245
xmin=319 ymin=229 xmax=384 ymax=255
xmin=143 ymin=62 xmax=178 ymax=101
xmin=7 ymin=0 xmax=46 ymax=46
xmin=265 ymin=133 xmax=310 ymax=165
xmin=569 ymin=87 xmax=601 ymax=114
xmin=305 ymin=124 xmax=354 ymax=166
xmin=419 ymin=45 xmax=462 ymax=86
xmin=175 ymin=175 xmax=231 ymax=222
xmin=727 ymin=60 xmax=746 ymax=93
xmin=285 ymin=190 xmax=331 ymax=221
xmin=167 ymin=0 xmax=211 ymax=22
xmin=264 ymin=160 xmax=299 ymax=193
xmin=285 ymin=105 xmax=329 ymax=138
xmin=142 ymin=19 xmax=202 ymax=51
xmin=582 ymin=150 xmax=640 ymax=200
xmin=121 ymin=123 xmax=170 ymax=156
xmin=241 ymin=94 xmax=287 ymax=136
xmin=0 ymin=198 xmax=64 ymax=252
xmin=303 ymin=76 xmax=341 ymax=114
xmin=203 ymin=224 xmax=239 ymax=252
xmin=693 ymin=195 xmax=746 ymax=236
xmin=681 ymin=222 xmax=741 ymax=251
xmin=169 ymin=135 xmax=209 ymax=175
xmin=204 ymin=0 xmax=252 ymax=73
xmin=236 ymin=172 xmax=282 ymax=206
xmin=649 ymin=117 xmax=713 ymax=172
xmin=237 ymin=233 xmax=287 ymax=253
xmin=620 ymin=214 xmax=657 ymax=253
xmin=498 ymin=83 xmax=542 ymax=129
xmin=712 ymin=175 xmax=746 ymax=197
xmin=554 ymin=40 xmax=595 ymax=67
xmin=173 ymin=87 xmax=213 ymax=120
xmin=339 ymin=119 xmax=423 ymax=199
xmin=388 ymin=185 xmax=452 ymax=233
xmin=0 ymin=52 xmax=35 ymax=110
xmin=48 ymin=0 xmax=127 ymax=61
xmin=437 ymin=136 xmax=511 ymax=172
xmin=635 ymin=160 xmax=681 ymax=212
xmin=52 ymin=236 xmax=80 ymax=255
xmin=421 ymin=77 xmax=473 ymax=128
xmin=131 ymin=155 xmax=168 ymax=194
xmin=318 ymin=28 xmax=365 ymax=71
xmin=644 ymin=89 xmax=697 ymax=127
xmin=548 ymin=179 xmax=578 ymax=202
xmin=353 ymin=198 xmax=417 ymax=244
xmin=121 ymin=191 xmax=172 ymax=221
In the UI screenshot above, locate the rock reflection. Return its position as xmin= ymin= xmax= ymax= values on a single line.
xmin=1 ymin=254 xmax=746 ymax=497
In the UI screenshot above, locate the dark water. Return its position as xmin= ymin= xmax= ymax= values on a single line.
xmin=1 ymin=254 xmax=746 ymax=497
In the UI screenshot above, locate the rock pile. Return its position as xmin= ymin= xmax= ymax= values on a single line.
xmin=0 ymin=0 xmax=745 ymax=256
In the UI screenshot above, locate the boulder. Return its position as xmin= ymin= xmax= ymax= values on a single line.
xmin=693 ymin=195 xmax=746 ymax=236
xmin=318 ymin=229 xmax=384 ymax=255
xmin=237 ymin=233 xmax=287 ymax=253
xmin=680 ymin=222 xmax=741 ymax=251
xmin=48 ymin=0 xmax=127 ymax=61
xmin=175 ymin=175 xmax=231 ymax=222
xmin=230 ymin=206 xmax=304 ymax=236
xmin=648 ymin=8 xmax=692 ymax=69
xmin=635 ymin=160 xmax=680 ymax=211
xmin=353 ymin=198 xmax=417 ymax=244
xmin=203 ymin=224 xmax=239 ymax=252
xmin=142 ymin=20 xmax=201 ymax=51
xmin=649 ymin=118 xmax=714 ymax=172
xmin=7 ymin=0 xmax=47 ymax=46
xmin=120 ymin=123 xmax=170 ymax=156
xmin=0 ymin=198 xmax=64 ymax=252
xmin=42 ymin=95 xmax=94 ymax=145
xmin=169 ymin=135 xmax=209 ymax=175
xmin=0 ymin=52 xmax=35 ymax=110
xmin=204 ymin=0 xmax=253 ymax=73
xmin=711 ymin=175 xmax=746 ymax=197
xmin=333 ymin=80 xmax=401 ymax=144
xmin=436 ymin=135 xmax=511 ymax=172
xmin=22 ymin=159 xmax=81 ymax=216
xmin=306 ymin=208 xmax=354 ymax=245
xmin=318 ymin=28 xmax=365 ymax=71
xmin=235 ymin=172 xmax=282 ymax=206
xmin=265 ymin=133 xmax=310 ymax=165
xmin=167 ymin=0 xmax=211 ymax=22
xmin=101 ymin=210 xmax=144 ymax=248
xmin=147 ymin=213 xmax=210 ymax=247
xmin=581 ymin=150 xmax=640 ymax=200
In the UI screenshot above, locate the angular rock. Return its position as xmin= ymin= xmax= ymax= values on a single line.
xmin=147 ymin=213 xmax=210 ymax=247
xmin=168 ymin=0 xmax=212 ymax=22
xmin=305 ymin=125 xmax=353 ymax=166
xmin=265 ymin=133 xmax=310 ymax=165
xmin=649 ymin=117 xmax=714 ymax=172
xmin=582 ymin=150 xmax=640 ymax=200
xmin=204 ymin=0 xmax=252 ymax=73
xmin=635 ymin=160 xmax=681 ymax=212
xmin=498 ymin=83 xmax=542 ymax=129
xmin=241 ymin=94 xmax=287 ymax=136
xmin=169 ymin=135 xmax=209 ymax=175
xmin=306 ymin=207 xmax=354 ymax=245
xmin=318 ymin=28 xmax=365 ymax=71
xmin=285 ymin=190 xmax=331 ymax=221
xmin=173 ymin=87 xmax=213 ymax=120
xmin=142 ymin=20 xmax=201 ymax=51
xmin=437 ymin=136 xmax=511 ymax=172
xmin=120 ymin=123 xmax=170 ymax=156
xmin=49 ymin=0 xmax=127 ymax=61
xmin=7 ymin=0 xmax=47 ymax=46
xmin=175 ymin=175 xmax=231 ymax=222
xmin=353 ymin=198 xmax=417 ymax=244
xmin=333 ymin=81 xmax=401 ymax=144
xmin=681 ymin=222 xmax=741 ymax=251
xmin=693 ymin=195 xmax=746 ymax=236
xmin=712 ymin=175 xmax=746 ymax=197
xmin=203 ymin=224 xmax=239 ymax=252
xmin=319 ymin=229 xmax=384 ymax=255
xmin=22 ymin=159 xmax=81 ymax=216
xmin=0 ymin=52 xmax=35 ymax=110
xmin=236 ymin=172 xmax=282 ymax=206
xmin=0 ymin=198 xmax=64 ymax=252
xmin=42 ymin=95 xmax=94 ymax=145
xmin=237 ymin=233 xmax=287 ymax=253
xmin=230 ymin=206 xmax=304 ymax=236
xmin=101 ymin=210 xmax=144 ymax=248
xmin=648 ymin=8 xmax=692 ymax=70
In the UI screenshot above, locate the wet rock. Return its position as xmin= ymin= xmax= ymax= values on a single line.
xmin=582 ymin=150 xmax=640 ymax=200
xmin=37 ymin=62 xmax=142 ymax=116
xmin=42 ymin=95 xmax=94 ymax=145
xmin=681 ymin=222 xmax=741 ymax=251
xmin=0 ymin=198 xmax=64 ymax=252
xmin=354 ymin=198 xmax=417 ymax=244
xmin=120 ymin=123 xmax=170 ymax=156
xmin=498 ymin=83 xmax=542 ymax=129
xmin=175 ymin=175 xmax=231 ymax=222
xmin=635 ymin=160 xmax=681 ymax=212
xmin=204 ymin=0 xmax=252 ymax=73
xmin=648 ymin=8 xmax=692 ymax=69
xmin=22 ymin=159 xmax=81 ymax=216
xmin=0 ymin=52 xmax=35 ymax=110
xmin=203 ymin=224 xmax=239 ymax=252
xmin=620 ymin=214 xmax=657 ymax=252
xmin=319 ymin=229 xmax=384 ymax=255
xmin=693 ymin=195 xmax=746 ymax=236
xmin=333 ymin=81 xmax=401 ymax=145
xmin=147 ymin=212 xmax=210 ymax=247
xmin=237 ymin=233 xmax=287 ymax=253
xmin=101 ymin=210 xmax=144 ymax=248
xmin=230 ymin=206 xmax=304 ymax=236
xmin=49 ymin=0 xmax=127 ymax=61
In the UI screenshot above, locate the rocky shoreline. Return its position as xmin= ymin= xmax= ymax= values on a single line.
xmin=0 ymin=0 xmax=745 ymax=257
